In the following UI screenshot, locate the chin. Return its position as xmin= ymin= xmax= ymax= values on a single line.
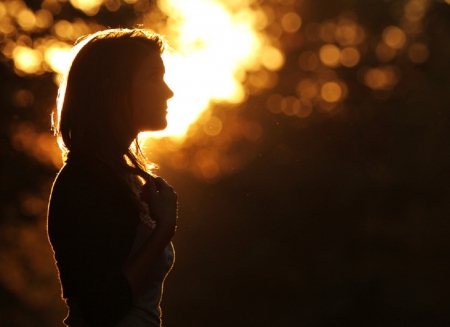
xmin=155 ymin=119 xmax=168 ymax=130
xmin=143 ymin=121 xmax=167 ymax=132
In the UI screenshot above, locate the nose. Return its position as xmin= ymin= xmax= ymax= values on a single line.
xmin=165 ymin=82 xmax=174 ymax=99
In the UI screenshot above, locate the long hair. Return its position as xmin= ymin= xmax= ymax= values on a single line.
xmin=55 ymin=28 xmax=166 ymax=181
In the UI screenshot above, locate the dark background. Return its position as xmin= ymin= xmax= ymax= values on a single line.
xmin=1 ymin=0 xmax=450 ymax=326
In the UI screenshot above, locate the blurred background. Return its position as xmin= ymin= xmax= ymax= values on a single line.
xmin=1 ymin=0 xmax=450 ymax=326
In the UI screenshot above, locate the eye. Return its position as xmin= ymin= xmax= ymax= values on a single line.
xmin=149 ymin=73 xmax=164 ymax=81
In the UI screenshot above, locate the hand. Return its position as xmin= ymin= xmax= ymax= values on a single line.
xmin=124 ymin=177 xmax=178 ymax=296
xmin=140 ymin=176 xmax=178 ymax=231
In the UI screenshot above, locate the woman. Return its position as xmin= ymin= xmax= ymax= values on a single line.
xmin=47 ymin=29 xmax=177 ymax=327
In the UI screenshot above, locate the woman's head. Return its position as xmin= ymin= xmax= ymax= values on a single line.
xmin=130 ymin=49 xmax=173 ymax=133
xmin=56 ymin=28 xmax=173 ymax=161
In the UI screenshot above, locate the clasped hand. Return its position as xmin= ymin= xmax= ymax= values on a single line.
xmin=140 ymin=176 xmax=178 ymax=233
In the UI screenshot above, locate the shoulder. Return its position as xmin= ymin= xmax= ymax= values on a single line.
xmin=50 ymin=157 xmax=124 ymax=203
xmin=53 ymin=157 xmax=111 ymax=189
xmin=47 ymin=157 xmax=139 ymax=243
xmin=48 ymin=157 xmax=135 ymax=220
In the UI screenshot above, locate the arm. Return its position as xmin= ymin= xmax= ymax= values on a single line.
xmin=48 ymin=164 xmax=138 ymax=325
xmin=122 ymin=176 xmax=178 ymax=298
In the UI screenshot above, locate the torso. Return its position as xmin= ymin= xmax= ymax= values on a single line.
xmin=48 ymin=157 xmax=174 ymax=327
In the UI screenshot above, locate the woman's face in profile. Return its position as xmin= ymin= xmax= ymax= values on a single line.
xmin=130 ymin=50 xmax=174 ymax=133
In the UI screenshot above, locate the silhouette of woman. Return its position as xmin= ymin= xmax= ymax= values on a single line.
xmin=47 ymin=28 xmax=177 ymax=327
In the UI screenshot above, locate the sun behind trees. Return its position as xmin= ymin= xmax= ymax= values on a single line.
xmin=0 ymin=2 xmax=448 ymax=324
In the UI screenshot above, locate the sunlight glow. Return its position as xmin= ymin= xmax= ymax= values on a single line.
xmin=44 ymin=42 xmax=72 ymax=74
xmin=319 ymin=44 xmax=340 ymax=67
xmin=146 ymin=0 xmax=279 ymax=138
xmin=17 ymin=9 xmax=36 ymax=31
xmin=5 ymin=0 xmax=283 ymax=142
xmin=13 ymin=46 xmax=42 ymax=74
xmin=69 ymin=0 xmax=103 ymax=16
xmin=281 ymin=12 xmax=302 ymax=33
xmin=382 ymin=26 xmax=407 ymax=50
xmin=364 ymin=66 xmax=400 ymax=90
xmin=340 ymin=47 xmax=360 ymax=67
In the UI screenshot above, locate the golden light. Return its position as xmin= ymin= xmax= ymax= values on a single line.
xmin=144 ymin=0 xmax=282 ymax=138
xmin=408 ymin=43 xmax=429 ymax=64
xmin=335 ymin=20 xmax=364 ymax=46
xmin=404 ymin=0 xmax=426 ymax=21
xmin=382 ymin=26 xmax=407 ymax=50
xmin=262 ymin=47 xmax=285 ymax=71
xmin=5 ymin=0 xmax=26 ymax=17
xmin=320 ymin=22 xmax=337 ymax=43
xmin=318 ymin=100 xmax=338 ymax=112
xmin=71 ymin=20 xmax=92 ymax=39
xmin=2 ymin=0 xmax=285 ymax=181
xmin=401 ymin=0 xmax=430 ymax=34
xmin=195 ymin=148 xmax=220 ymax=180
xmin=364 ymin=66 xmax=399 ymax=90
xmin=340 ymin=47 xmax=360 ymax=67
xmin=296 ymin=101 xmax=313 ymax=118
xmin=41 ymin=0 xmax=61 ymax=15
xmin=13 ymin=46 xmax=43 ymax=74
xmin=17 ymin=9 xmax=36 ymax=31
xmin=44 ymin=42 xmax=73 ymax=74
xmin=69 ymin=0 xmax=103 ymax=16
xmin=1 ymin=40 xmax=15 ymax=58
xmin=281 ymin=12 xmax=302 ymax=33
xmin=203 ymin=116 xmax=223 ymax=136
xmin=4 ymin=0 xmax=283 ymax=145
xmin=321 ymin=82 xmax=342 ymax=102
xmin=11 ymin=121 xmax=63 ymax=169
xmin=104 ymin=0 xmax=121 ymax=12
xmin=0 ymin=17 xmax=15 ymax=35
xmin=17 ymin=34 xmax=32 ymax=47
xmin=0 ymin=2 xmax=6 ymax=19
xmin=35 ymin=9 xmax=53 ymax=29
xmin=319 ymin=44 xmax=341 ymax=67
xmin=296 ymin=79 xmax=319 ymax=101
xmin=247 ymin=70 xmax=278 ymax=91
xmin=53 ymin=20 xmax=74 ymax=40
xmin=51 ymin=19 xmax=92 ymax=41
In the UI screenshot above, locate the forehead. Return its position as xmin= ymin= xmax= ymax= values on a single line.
xmin=138 ymin=51 xmax=164 ymax=71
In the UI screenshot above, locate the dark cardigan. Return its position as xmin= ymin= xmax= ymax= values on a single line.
xmin=47 ymin=157 xmax=140 ymax=326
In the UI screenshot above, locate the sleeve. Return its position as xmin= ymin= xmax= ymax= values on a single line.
xmin=48 ymin=164 xmax=139 ymax=326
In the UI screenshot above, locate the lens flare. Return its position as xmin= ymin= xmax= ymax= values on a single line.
xmin=144 ymin=0 xmax=279 ymax=138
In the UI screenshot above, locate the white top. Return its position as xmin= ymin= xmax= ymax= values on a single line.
xmin=116 ymin=224 xmax=175 ymax=327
